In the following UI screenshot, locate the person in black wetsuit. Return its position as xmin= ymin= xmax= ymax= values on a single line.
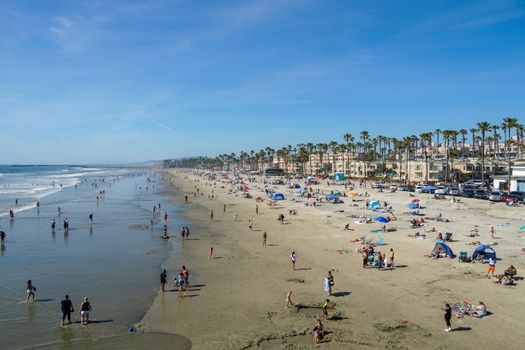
xmin=60 ymin=295 xmax=74 ymax=326
xmin=442 ymin=303 xmax=452 ymax=332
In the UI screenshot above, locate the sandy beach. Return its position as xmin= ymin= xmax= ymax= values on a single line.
xmin=139 ymin=169 xmax=525 ymax=349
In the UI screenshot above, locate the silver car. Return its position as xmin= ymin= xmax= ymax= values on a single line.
xmin=488 ymin=191 xmax=503 ymax=201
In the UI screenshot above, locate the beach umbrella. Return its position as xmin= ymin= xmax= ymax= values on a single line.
xmin=375 ymin=216 xmax=389 ymax=223
xmin=520 ymin=226 xmax=525 ymax=231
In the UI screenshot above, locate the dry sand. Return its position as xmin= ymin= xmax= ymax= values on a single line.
xmin=140 ymin=169 xmax=525 ymax=349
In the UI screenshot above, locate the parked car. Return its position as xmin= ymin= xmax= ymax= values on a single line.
xmin=448 ymin=188 xmax=460 ymax=196
xmin=461 ymin=188 xmax=475 ymax=198
xmin=488 ymin=190 xmax=503 ymax=201
xmin=435 ymin=186 xmax=449 ymax=195
xmin=509 ymin=191 xmax=525 ymax=202
xmin=389 ymin=185 xmax=398 ymax=190
xmin=414 ymin=185 xmax=423 ymax=193
xmin=501 ymin=194 xmax=520 ymax=203
xmin=371 ymin=182 xmax=385 ymax=189
xmin=474 ymin=189 xmax=488 ymax=199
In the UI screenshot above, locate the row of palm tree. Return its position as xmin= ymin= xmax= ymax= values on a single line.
xmin=165 ymin=117 xmax=523 ymax=184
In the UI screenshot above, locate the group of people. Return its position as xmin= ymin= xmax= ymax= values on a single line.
xmin=361 ymin=245 xmax=395 ymax=270
xmin=160 ymin=266 xmax=190 ymax=296
xmin=25 ymin=280 xmax=92 ymax=326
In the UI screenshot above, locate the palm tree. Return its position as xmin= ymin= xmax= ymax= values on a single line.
xmin=459 ymin=129 xmax=468 ymax=158
xmin=442 ymin=130 xmax=452 ymax=182
xmin=469 ymin=128 xmax=478 ymax=156
xmin=328 ymin=141 xmax=339 ymax=175
xmin=343 ymin=133 xmax=354 ymax=178
xmin=477 ymin=121 xmax=491 ymax=184
xmin=316 ymin=143 xmax=328 ymax=175
xmin=420 ymin=132 xmax=432 ymax=183
xmin=435 ymin=129 xmax=442 ymax=153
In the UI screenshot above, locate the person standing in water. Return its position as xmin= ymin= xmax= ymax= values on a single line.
xmin=63 ymin=219 xmax=69 ymax=233
xmin=88 ymin=213 xmax=93 ymax=224
xmin=160 ymin=269 xmax=167 ymax=292
xmin=60 ymin=295 xmax=74 ymax=326
xmin=0 ymin=230 xmax=6 ymax=243
xmin=79 ymin=297 xmax=92 ymax=325
xmin=164 ymin=212 xmax=168 ymax=222
xmin=26 ymin=280 xmax=36 ymax=303
xmin=210 ymin=210 xmax=214 ymax=221
xmin=51 ymin=219 xmax=56 ymax=231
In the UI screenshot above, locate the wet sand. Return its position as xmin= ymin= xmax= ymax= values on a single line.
xmin=141 ymin=169 xmax=525 ymax=349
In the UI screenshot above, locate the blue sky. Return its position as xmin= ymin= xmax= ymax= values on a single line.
xmin=1 ymin=0 xmax=524 ymax=163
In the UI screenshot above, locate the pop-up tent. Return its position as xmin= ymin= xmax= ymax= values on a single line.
xmin=431 ymin=242 xmax=455 ymax=258
xmin=271 ymin=193 xmax=285 ymax=201
xmin=369 ymin=200 xmax=381 ymax=210
xmin=375 ymin=216 xmax=389 ymax=223
xmin=471 ymin=245 xmax=496 ymax=261
xmin=289 ymin=183 xmax=301 ymax=189
xmin=325 ymin=194 xmax=339 ymax=201
xmin=335 ymin=172 xmax=345 ymax=181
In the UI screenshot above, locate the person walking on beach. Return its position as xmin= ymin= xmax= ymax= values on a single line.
xmin=26 ymin=280 xmax=36 ymax=303
xmin=79 ymin=297 xmax=92 ymax=325
xmin=181 ymin=266 xmax=190 ymax=287
xmin=208 ymin=247 xmax=214 ymax=259
xmin=490 ymin=226 xmax=496 ymax=239
xmin=248 ymin=219 xmax=253 ymax=231
xmin=262 ymin=232 xmax=267 ymax=247
xmin=234 ymin=213 xmax=238 ymax=221
xmin=284 ymin=291 xmax=293 ymax=308
xmin=322 ymin=299 xmax=330 ymax=319
xmin=164 ymin=212 xmax=168 ymax=222
xmin=60 ymin=295 xmax=74 ymax=326
xmin=486 ymin=257 xmax=496 ymax=278
xmin=210 ymin=210 xmax=214 ymax=221
xmin=324 ymin=271 xmax=334 ymax=296
xmin=442 ymin=303 xmax=452 ymax=332
xmin=185 ymin=195 xmax=188 ymax=203
xmin=223 ymin=204 xmax=226 ymax=213
xmin=389 ymin=248 xmax=395 ymax=269
xmin=256 ymin=205 xmax=259 ymax=215
xmin=160 ymin=269 xmax=167 ymax=292
xmin=291 ymin=251 xmax=298 ymax=270
xmin=177 ymin=273 xmax=187 ymax=297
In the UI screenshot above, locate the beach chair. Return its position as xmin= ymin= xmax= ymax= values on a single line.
xmin=377 ymin=237 xmax=385 ymax=246
xmin=458 ymin=251 xmax=470 ymax=263
xmin=444 ymin=232 xmax=453 ymax=242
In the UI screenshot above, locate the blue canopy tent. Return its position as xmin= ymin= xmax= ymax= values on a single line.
xmin=325 ymin=194 xmax=340 ymax=201
xmin=290 ymin=183 xmax=301 ymax=189
xmin=271 ymin=193 xmax=285 ymax=201
xmin=375 ymin=216 xmax=389 ymax=223
xmin=471 ymin=245 xmax=496 ymax=261
xmin=431 ymin=242 xmax=455 ymax=258
xmin=421 ymin=185 xmax=437 ymax=193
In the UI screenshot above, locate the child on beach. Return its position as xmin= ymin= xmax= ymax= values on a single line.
xmin=291 ymin=252 xmax=298 ymax=270
xmin=322 ymin=299 xmax=329 ymax=319
xmin=284 ymin=291 xmax=293 ymax=308
xmin=486 ymin=258 xmax=496 ymax=278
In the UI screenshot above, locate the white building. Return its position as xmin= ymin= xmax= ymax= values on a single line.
xmin=493 ymin=164 xmax=525 ymax=191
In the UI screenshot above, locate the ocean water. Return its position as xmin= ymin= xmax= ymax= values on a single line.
xmin=0 ymin=166 xmax=190 ymax=349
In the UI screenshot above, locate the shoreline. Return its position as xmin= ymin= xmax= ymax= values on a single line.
xmin=140 ymin=169 xmax=525 ymax=349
